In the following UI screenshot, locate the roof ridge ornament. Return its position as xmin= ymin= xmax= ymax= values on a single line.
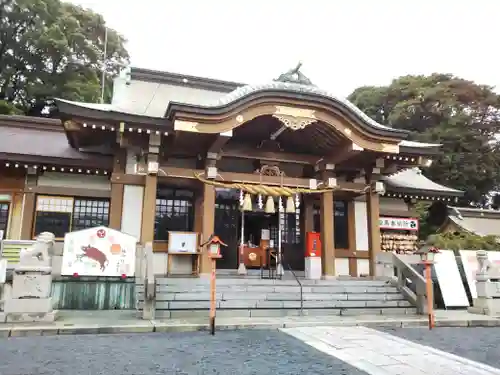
xmin=275 ymin=62 xmax=314 ymax=86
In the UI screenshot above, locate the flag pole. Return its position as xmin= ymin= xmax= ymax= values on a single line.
xmin=100 ymin=26 xmax=108 ymax=104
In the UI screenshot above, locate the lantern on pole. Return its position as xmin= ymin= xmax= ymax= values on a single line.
xmin=415 ymin=236 xmax=440 ymax=330
xmin=201 ymin=234 xmax=227 ymax=335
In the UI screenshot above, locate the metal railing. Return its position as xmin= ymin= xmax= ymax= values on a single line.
xmin=283 ymin=259 xmax=303 ymax=315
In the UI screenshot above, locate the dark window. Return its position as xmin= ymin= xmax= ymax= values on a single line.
xmin=155 ymin=188 xmax=194 ymax=241
xmin=33 ymin=196 xmax=110 ymax=238
xmin=334 ymin=201 xmax=349 ymax=249
xmin=72 ymin=199 xmax=110 ymax=231
xmin=0 ymin=203 xmax=10 ymax=235
xmin=313 ymin=201 xmax=350 ymax=249
xmin=34 ymin=211 xmax=71 ymax=238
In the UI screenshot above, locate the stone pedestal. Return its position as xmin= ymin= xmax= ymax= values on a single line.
xmin=1 ymin=232 xmax=59 ymax=323
xmin=469 ymin=250 xmax=500 ymax=316
xmin=305 ymin=257 xmax=322 ymax=280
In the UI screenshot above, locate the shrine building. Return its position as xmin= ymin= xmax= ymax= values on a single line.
xmin=0 ymin=65 xmax=463 ymax=277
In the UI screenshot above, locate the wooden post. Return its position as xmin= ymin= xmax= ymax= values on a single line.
xmin=366 ymin=190 xmax=381 ymax=277
xmin=425 ymin=261 xmax=435 ymax=329
xmin=141 ymin=174 xmax=157 ymax=243
xmin=210 ymin=258 xmax=216 ymax=335
xmin=320 ymin=191 xmax=335 ymax=276
xmin=200 ymin=185 xmax=215 ymax=274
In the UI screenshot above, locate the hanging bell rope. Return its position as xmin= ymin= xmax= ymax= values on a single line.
xmin=194 ymin=172 xmax=368 ymax=196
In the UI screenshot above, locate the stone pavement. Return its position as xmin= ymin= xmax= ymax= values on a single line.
xmin=282 ymin=326 xmax=500 ymax=375
xmin=0 ymin=330 xmax=369 ymax=375
xmin=0 ymin=309 xmax=498 ymax=337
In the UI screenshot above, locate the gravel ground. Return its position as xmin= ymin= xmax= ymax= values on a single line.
xmin=0 ymin=330 xmax=369 ymax=375
xmin=382 ymin=327 xmax=500 ymax=368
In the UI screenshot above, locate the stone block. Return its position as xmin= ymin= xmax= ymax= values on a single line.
xmin=365 ymin=300 xmax=400 ymax=308
xmin=172 ymin=293 xmax=212 ymax=301
xmin=334 ymin=300 xmax=367 ymax=308
xmin=5 ymin=310 xmax=58 ymax=323
xmin=12 ymin=273 xmax=52 ymax=299
xmin=169 ymin=301 xmax=210 ymax=309
xmin=4 ymin=298 xmax=53 ymax=314
xmin=303 ymin=293 xmax=347 ymax=301
xmin=340 ymin=308 xmax=382 ymax=316
xmin=222 ymin=292 xmax=267 ymax=300
xmin=347 ymin=293 xmax=384 ymax=301
xmin=255 ymin=300 xmax=284 ymax=309
xmin=266 ymin=293 xmax=300 ymax=300
xmin=250 ymin=308 xmax=295 ymax=317
xmin=282 ymin=301 xmax=302 ymax=309
xmin=219 ymin=300 xmax=257 ymax=309
xmin=303 ymin=300 xmax=335 ymax=308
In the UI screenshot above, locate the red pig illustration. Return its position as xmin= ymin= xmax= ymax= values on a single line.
xmin=77 ymin=245 xmax=109 ymax=271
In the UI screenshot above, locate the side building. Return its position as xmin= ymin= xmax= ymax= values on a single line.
xmin=0 ymin=66 xmax=463 ymax=277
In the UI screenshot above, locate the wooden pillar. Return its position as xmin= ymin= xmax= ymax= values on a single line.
xmin=20 ymin=171 xmax=37 ymax=240
xmin=320 ymin=191 xmax=335 ymax=276
xmin=109 ymin=184 xmax=124 ymax=230
xmin=20 ymin=192 xmax=36 ymax=240
xmin=141 ymin=174 xmax=157 ymax=243
xmin=366 ymin=190 xmax=381 ymax=276
xmin=109 ymin=151 xmax=125 ymax=230
xmin=199 ymin=184 xmax=215 ymax=274
xmin=347 ymin=201 xmax=358 ymax=277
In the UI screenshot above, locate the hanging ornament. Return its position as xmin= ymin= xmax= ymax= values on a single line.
xmin=258 ymin=194 xmax=263 ymax=209
xmin=265 ymin=196 xmax=275 ymax=213
xmin=239 ymin=190 xmax=244 ymax=206
xmin=295 ymin=193 xmax=300 ymax=208
xmin=242 ymin=193 xmax=253 ymax=211
xmin=278 ymin=196 xmax=284 ymax=212
xmin=285 ymin=196 xmax=295 ymax=213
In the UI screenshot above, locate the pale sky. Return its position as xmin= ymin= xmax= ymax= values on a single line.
xmin=70 ymin=0 xmax=499 ymax=96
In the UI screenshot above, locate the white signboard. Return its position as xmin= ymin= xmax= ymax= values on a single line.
xmin=460 ymin=250 xmax=500 ymax=299
xmin=379 ymin=217 xmax=419 ymax=231
xmin=0 ymin=259 xmax=7 ymax=283
xmin=433 ymin=250 xmax=469 ymax=308
xmin=61 ymin=226 xmax=137 ymax=277
xmin=168 ymin=231 xmax=198 ymax=254
xmin=0 ymin=230 xmax=3 ymax=240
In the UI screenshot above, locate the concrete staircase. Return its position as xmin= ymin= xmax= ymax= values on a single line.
xmin=136 ymin=276 xmax=415 ymax=319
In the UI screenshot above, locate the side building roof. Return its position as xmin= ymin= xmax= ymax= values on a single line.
xmin=441 ymin=206 xmax=500 ymax=237
xmin=382 ymin=168 xmax=463 ymax=201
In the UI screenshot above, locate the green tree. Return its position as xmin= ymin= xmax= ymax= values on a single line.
xmin=349 ymin=74 xmax=500 ymax=207
xmin=0 ymin=0 xmax=129 ymax=115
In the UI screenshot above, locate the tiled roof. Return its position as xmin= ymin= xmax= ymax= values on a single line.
xmin=446 ymin=206 xmax=500 ymax=237
xmin=383 ymin=168 xmax=463 ymax=195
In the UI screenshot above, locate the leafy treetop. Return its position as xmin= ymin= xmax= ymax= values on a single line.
xmin=0 ymin=0 xmax=129 ymax=115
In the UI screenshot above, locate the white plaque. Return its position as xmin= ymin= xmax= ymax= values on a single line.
xmin=434 ymin=250 xmax=469 ymax=308
xmin=0 ymin=230 xmax=3 ymax=240
xmin=168 ymin=232 xmax=198 ymax=254
xmin=61 ymin=226 xmax=137 ymax=277
xmin=0 ymin=259 xmax=7 ymax=283
xmin=261 ymin=229 xmax=270 ymax=240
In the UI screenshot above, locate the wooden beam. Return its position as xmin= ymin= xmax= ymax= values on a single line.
xmin=317 ymin=141 xmax=364 ymax=167
xmin=222 ymin=144 xmax=317 ymax=164
xmin=158 ymin=165 xmax=367 ymax=191
xmin=207 ymin=133 xmax=232 ymax=156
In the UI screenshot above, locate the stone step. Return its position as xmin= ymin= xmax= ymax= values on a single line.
xmin=154 ymin=278 xmax=392 ymax=287
xmin=149 ymin=285 xmax=401 ymax=294
xmin=149 ymin=299 xmax=412 ymax=309
xmin=137 ymin=292 xmax=406 ymax=302
xmin=136 ymin=306 xmax=417 ymax=319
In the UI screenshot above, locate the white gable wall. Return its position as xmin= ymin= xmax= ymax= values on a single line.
xmin=112 ymin=77 xmax=226 ymax=117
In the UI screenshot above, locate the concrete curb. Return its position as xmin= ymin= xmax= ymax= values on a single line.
xmin=1 ymin=318 xmax=499 ymax=337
